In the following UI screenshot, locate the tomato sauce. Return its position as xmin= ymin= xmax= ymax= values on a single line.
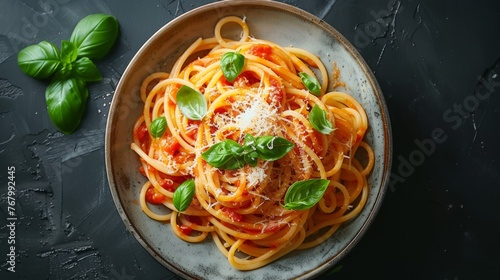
xmin=134 ymin=122 xmax=150 ymax=151
xmin=221 ymin=207 xmax=244 ymax=222
xmin=177 ymin=224 xmax=193 ymax=235
xmin=249 ymin=44 xmax=272 ymax=60
xmin=145 ymin=186 xmax=166 ymax=204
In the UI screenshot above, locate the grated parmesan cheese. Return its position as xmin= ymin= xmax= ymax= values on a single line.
xmin=246 ymin=165 xmax=267 ymax=187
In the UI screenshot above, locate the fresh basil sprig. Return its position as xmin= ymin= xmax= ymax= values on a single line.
xmin=299 ymin=72 xmax=321 ymax=96
xmin=283 ymin=179 xmax=330 ymax=210
xmin=17 ymin=14 xmax=119 ymax=134
xmin=150 ymin=116 xmax=167 ymax=138
xmin=173 ymin=179 xmax=196 ymax=213
xmin=176 ymin=85 xmax=207 ymax=121
xmin=309 ymin=104 xmax=334 ymax=134
xmin=201 ymin=134 xmax=294 ymax=170
xmin=220 ymin=52 xmax=245 ymax=82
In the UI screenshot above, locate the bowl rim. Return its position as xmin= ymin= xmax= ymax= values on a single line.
xmin=105 ymin=1 xmax=393 ymax=279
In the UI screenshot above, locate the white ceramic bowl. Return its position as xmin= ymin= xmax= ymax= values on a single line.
xmin=105 ymin=1 xmax=392 ymax=279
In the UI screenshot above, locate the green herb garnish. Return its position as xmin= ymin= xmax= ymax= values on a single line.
xmin=309 ymin=104 xmax=334 ymax=134
xmin=201 ymin=134 xmax=294 ymax=170
xmin=283 ymin=179 xmax=330 ymax=210
xmin=173 ymin=179 xmax=196 ymax=213
xmin=220 ymin=51 xmax=245 ymax=82
xmin=17 ymin=13 xmax=119 ymax=134
xmin=150 ymin=116 xmax=168 ymax=138
xmin=176 ymin=85 xmax=207 ymax=121
xmin=299 ymin=72 xmax=321 ymax=96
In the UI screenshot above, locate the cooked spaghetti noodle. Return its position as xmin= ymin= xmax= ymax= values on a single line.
xmin=131 ymin=16 xmax=374 ymax=270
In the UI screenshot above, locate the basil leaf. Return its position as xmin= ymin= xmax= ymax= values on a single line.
xmin=309 ymin=104 xmax=334 ymax=134
xmin=220 ymin=52 xmax=245 ymax=82
xmin=283 ymin=179 xmax=330 ymax=210
xmin=243 ymin=151 xmax=259 ymax=167
xmin=60 ymin=40 xmax=77 ymax=64
xmin=242 ymin=134 xmax=258 ymax=166
xmin=176 ymin=85 xmax=207 ymax=120
xmin=201 ymin=140 xmax=245 ymax=170
xmin=55 ymin=64 xmax=71 ymax=80
xmin=173 ymin=179 xmax=196 ymax=213
xmin=150 ymin=116 xmax=167 ymax=138
xmin=243 ymin=133 xmax=256 ymax=147
xmin=70 ymin=14 xmax=119 ymax=60
xmin=17 ymin=41 xmax=61 ymax=79
xmin=45 ymin=77 xmax=88 ymax=134
xmin=254 ymin=136 xmax=294 ymax=161
xmin=73 ymin=57 xmax=102 ymax=82
xmin=299 ymin=72 xmax=321 ymax=96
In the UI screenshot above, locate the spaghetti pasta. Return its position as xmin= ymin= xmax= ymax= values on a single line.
xmin=131 ymin=16 xmax=374 ymax=270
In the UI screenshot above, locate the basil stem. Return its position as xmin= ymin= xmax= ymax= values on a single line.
xmin=150 ymin=116 xmax=167 ymax=138
xmin=176 ymin=85 xmax=207 ymax=120
xmin=17 ymin=41 xmax=62 ymax=79
xmin=283 ymin=179 xmax=330 ymax=210
xmin=299 ymin=72 xmax=321 ymax=96
xmin=220 ymin=52 xmax=245 ymax=82
xmin=70 ymin=14 xmax=119 ymax=60
xmin=309 ymin=104 xmax=334 ymax=134
xmin=173 ymin=179 xmax=196 ymax=213
xmin=45 ymin=77 xmax=88 ymax=134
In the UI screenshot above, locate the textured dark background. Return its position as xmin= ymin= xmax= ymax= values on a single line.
xmin=1 ymin=0 xmax=499 ymax=279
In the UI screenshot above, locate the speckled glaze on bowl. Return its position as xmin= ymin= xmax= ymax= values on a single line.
xmin=105 ymin=1 xmax=392 ymax=279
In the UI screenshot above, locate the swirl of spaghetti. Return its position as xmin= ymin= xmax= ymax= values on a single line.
xmin=130 ymin=16 xmax=374 ymax=270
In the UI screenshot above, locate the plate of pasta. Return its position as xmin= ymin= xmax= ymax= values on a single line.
xmin=105 ymin=1 xmax=392 ymax=279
